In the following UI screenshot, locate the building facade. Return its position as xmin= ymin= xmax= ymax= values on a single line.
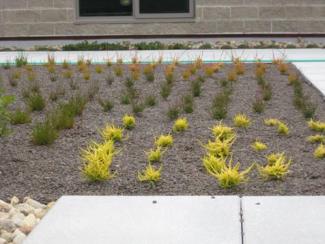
xmin=0 ymin=0 xmax=325 ymax=38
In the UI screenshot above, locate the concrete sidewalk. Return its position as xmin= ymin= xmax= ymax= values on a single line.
xmin=24 ymin=196 xmax=325 ymax=244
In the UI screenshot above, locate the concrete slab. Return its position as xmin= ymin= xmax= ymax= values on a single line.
xmin=293 ymin=62 xmax=325 ymax=94
xmin=242 ymin=196 xmax=325 ymax=244
xmin=24 ymin=196 xmax=241 ymax=244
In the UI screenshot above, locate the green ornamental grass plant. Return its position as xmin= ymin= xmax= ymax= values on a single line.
xmin=27 ymin=92 xmax=45 ymax=112
xmin=9 ymin=109 xmax=31 ymax=125
xmin=32 ymin=121 xmax=58 ymax=145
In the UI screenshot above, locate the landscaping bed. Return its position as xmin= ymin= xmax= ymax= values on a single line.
xmin=1 ymin=60 xmax=325 ymax=203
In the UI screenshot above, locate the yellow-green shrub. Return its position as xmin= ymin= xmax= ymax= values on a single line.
xmin=138 ymin=163 xmax=162 ymax=183
xmin=258 ymin=154 xmax=291 ymax=180
xmin=210 ymin=159 xmax=254 ymax=188
xmin=307 ymin=134 xmax=325 ymax=144
xmin=155 ymin=134 xmax=173 ymax=147
xmin=264 ymin=118 xmax=280 ymax=126
xmin=251 ymin=140 xmax=268 ymax=151
xmin=122 ymin=114 xmax=136 ymax=130
xmin=277 ymin=122 xmax=289 ymax=135
xmin=146 ymin=147 xmax=164 ymax=163
xmin=211 ymin=122 xmax=235 ymax=141
xmin=81 ymin=140 xmax=116 ymax=181
xmin=266 ymin=153 xmax=284 ymax=165
xmin=233 ymin=113 xmax=251 ymax=128
xmin=172 ymin=118 xmax=189 ymax=132
xmin=101 ymin=124 xmax=124 ymax=142
xmin=202 ymin=154 xmax=226 ymax=175
xmin=203 ymin=137 xmax=235 ymax=158
xmin=314 ymin=144 xmax=325 ymax=159
xmin=308 ymin=119 xmax=325 ymax=132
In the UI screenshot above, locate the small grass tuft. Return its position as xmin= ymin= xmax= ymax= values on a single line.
xmin=182 ymin=94 xmax=194 ymax=114
xmin=167 ymin=105 xmax=180 ymax=120
xmin=191 ymin=79 xmax=202 ymax=97
xmin=27 ymin=92 xmax=46 ymax=111
xmin=9 ymin=109 xmax=31 ymax=125
xmin=98 ymin=98 xmax=114 ymax=112
xmin=145 ymin=95 xmax=156 ymax=107
xmin=32 ymin=121 xmax=58 ymax=145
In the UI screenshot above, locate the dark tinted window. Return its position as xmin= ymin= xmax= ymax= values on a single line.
xmin=139 ymin=0 xmax=190 ymax=14
xmin=79 ymin=0 xmax=133 ymax=17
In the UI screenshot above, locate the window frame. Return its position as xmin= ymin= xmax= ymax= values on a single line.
xmin=75 ymin=0 xmax=195 ymax=23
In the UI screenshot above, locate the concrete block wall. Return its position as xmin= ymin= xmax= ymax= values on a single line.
xmin=0 ymin=0 xmax=325 ymax=37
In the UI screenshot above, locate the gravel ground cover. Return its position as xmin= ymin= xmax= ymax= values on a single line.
xmin=1 ymin=60 xmax=325 ymax=203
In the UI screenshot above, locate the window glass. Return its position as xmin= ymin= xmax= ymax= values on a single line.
xmin=139 ymin=0 xmax=190 ymax=14
xmin=79 ymin=0 xmax=133 ymax=17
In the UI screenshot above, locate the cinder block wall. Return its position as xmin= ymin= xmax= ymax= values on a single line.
xmin=0 ymin=0 xmax=325 ymax=37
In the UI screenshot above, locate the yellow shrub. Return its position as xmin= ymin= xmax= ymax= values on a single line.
xmin=81 ymin=140 xmax=116 ymax=181
xmin=173 ymin=118 xmax=189 ymax=132
xmin=277 ymin=122 xmax=289 ymax=135
xmin=138 ymin=163 xmax=162 ymax=183
xmin=122 ymin=114 xmax=136 ymax=130
xmin=314 ymin=144 xmax=325 ymax=159
xmin=258 ymin=154 xmax=291 ymax=180
xmin=233 ymin=113 xmax=251 ymax=128
xmin=307 ymin=134 xmax=325 ymax=144
xmin=146 ymin=147 xmax=164 ymax=163
xmin=203 ymin=137 xmax=235 ymax=158
xmin=211 ymin=122 xmax=235 ymax=141
xmin=308 ymin=119 xmax=325 ymax=132
xmin=251 ymin=140 xmax=268 ymax=151
xmin=202 ymin=154 xmax=226 ymax=175
xmin=101 ymin=124 xmax=124 ymax=142
xmin=155 ymin=134 xmax=173 ymax=147
xmin=211 ymin=159 xmax=254 ymax=188
xmin=264 ymin=118 xmax=280 ymax=126
xmin=266 ymin=153 xmax=284 ymax=165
